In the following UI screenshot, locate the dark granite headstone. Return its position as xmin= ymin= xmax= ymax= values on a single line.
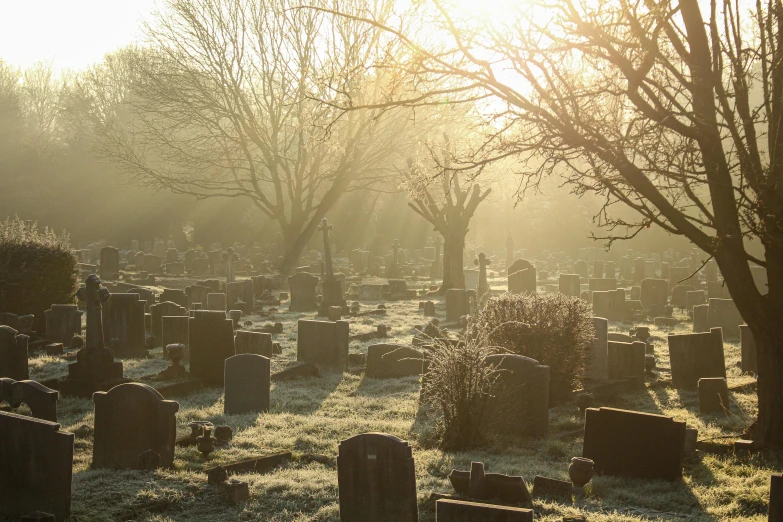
xmin=668 ymin=328 xmax=726 ymax=388
xmin=189 ymin=311 xmax=235 ymax=386
xmin=337 ymin=433 xmax=418 ymax=522
xmin=102 ymin=293 xmax=146 ymax=357
xmin=235 ymin=330 xmax=273 ymax=357
xmin=297 ymin=319 xmax=349 ymax=368
xmin=92 ymin=383 xmax=179 ymax=469
xmin=0 ymin=325 xmax=28 ymax=380
xmin=288 ymin=272 xmax=319 ymax=312
xmin=508 ymin=259 xmax=536 ymax=294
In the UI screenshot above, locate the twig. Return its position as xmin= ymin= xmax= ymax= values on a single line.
xmin=677 ymin=256 xmax=714 ymax=284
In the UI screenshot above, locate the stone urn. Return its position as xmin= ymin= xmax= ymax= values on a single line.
xmin=569 ymin=457 xmax=594 ymax=491
xmin=197 ymin=427 xmax=217 ymax=457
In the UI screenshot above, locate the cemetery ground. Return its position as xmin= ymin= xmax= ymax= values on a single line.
xmin=24 ymin=275 xmax=778 ymax=522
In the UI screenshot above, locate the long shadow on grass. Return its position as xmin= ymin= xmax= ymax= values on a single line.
xmin=270 ymin=370 xmax=344 ymax=416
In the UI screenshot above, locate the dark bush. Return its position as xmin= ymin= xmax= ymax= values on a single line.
xmin=475 ymin=292 xmax=594 ymax=403
xmin=0 ymin=217 xmax=78 ymax=332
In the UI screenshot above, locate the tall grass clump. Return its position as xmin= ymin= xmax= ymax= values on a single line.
xmin=475 ymin=292 xmax=594 ymax=403
xmin=0 ymin=217 xmax=78 ymax=330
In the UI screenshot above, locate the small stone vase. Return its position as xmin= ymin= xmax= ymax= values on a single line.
xmin=197 ymin=427 xmax=217 ymax=457
xmin=568 ymin=457 xmax=594 ymax=488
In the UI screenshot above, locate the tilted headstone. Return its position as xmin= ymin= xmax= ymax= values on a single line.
xmin=0 ymin=411 xmax=73 ymax=521
xmin=607 ymin=341 xmax=646 ymax=381
xmin=44 ymin=305 xmax=82 ymax=344
xmin=288 ymin=272 xmax=319 ymax=312
xmin=484 ymin=354 xmax=550 ymax=437
xmin=366 ymin=344 xmax=424 ymax=378
xmin=297 ymin=319 xmax=349 ymax=368
xmin=101 ymin=293 xmax=146 ymax=358
xmin=583 ymin=407 xmax=685 ymax=480
xmin=0 ymin=325 xmax=29 ymax=380
xmin=337 ymin=433 xmax=418 ymax=522
xmin=224 ymin=354 xmax=270 ymax=415
xmin=235 ymin=330 xmax=273 ymax=358
xmin=668 ymin=328 xmax=726 ymax=388
xmin=189 ymin=311 xmax=235 ymax=386
xmin=93 ymin=382 xmax=178 ymax=469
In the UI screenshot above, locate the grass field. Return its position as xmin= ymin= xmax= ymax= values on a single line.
xmin=24 ymin=276 xmax=782 ymax=521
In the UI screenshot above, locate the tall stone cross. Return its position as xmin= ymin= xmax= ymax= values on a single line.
xmin=475 ymin=252 xmax=491 ymax=300
xmin=76 ymin=274 xmax=111 ymax=351
xmin=318 ymin=218 xmax=334 ymax=281
xmin=224 ymin=247 xmax=238 ymax=283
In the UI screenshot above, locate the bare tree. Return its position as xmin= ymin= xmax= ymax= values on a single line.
xmin=405 ymin=134 xmax=490 ymax=292
xmin=322 ymin=0 xmax=783 ymax=447
xmin=79 ymin=0 xmax=415 ymax=274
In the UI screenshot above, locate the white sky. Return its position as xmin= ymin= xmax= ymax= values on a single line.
xmin=0 ymin=0 xmax=156 ymax=73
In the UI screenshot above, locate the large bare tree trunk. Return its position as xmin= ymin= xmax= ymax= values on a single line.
xmin=440 ymin=232 xmax=465 ymax=293
xmin=754 ymin=329 xmax=783 ymax=446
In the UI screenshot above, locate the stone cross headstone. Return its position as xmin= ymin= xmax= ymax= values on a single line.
xmin=224 ymin=354 xmax=270 ymax=415
xmin=337 ymin=433 xmax=418 ymax=522
xmin=318 ymin=218 xmax=346 ymax=313
xmin=92 ymin=383 xmax=179 ymax=469
xmin=474 ymin=252 xmax=491 ymax=302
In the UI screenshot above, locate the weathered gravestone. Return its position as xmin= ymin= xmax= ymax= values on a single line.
xmin=583 ymin=407 xmax=685 ymax=480
xmin=161 ymin=316 xmax=189 ymax=359
xmin=297 ymin=319 xmax=349 ymax=368
xmin=235 ymin=330 xmax=273 ymax=358
xmin=435 ymin=499 xmax=534 ymax=521
xmin=60 ymin=275 xmax=124 ymax=398
xmin=207 ymin=293 xmax=228 ymax=311
xmin=99 ymin=246 xmax=120 ymax=281
xmin=607 ymin=341 xmax=646 ymax=381
xmin=227 ymin=280 xmax=254 ymax=312
xmin=44 ymin=304 xmax=82 ymax=344
xmin=686 ymin=290 xmax=707 ymax=314
xmin=693 ymin=303 xmax=710 ymax=333
xmin=739 ymin=324 xmax=757 ymax=374
xmin=366 ymin=344 xmax=424 ymax=378
xmin=559 ymin=274 xmax=581 ymax=297
xmin=586 ymin=317 xmax=608 ymax=381
xmin=0 ymin=378 xmax=58 ymax=422
xmin=102 ymin=293 xmax=146 ymax=358
xmin=707 ymin=298 xmax=743 ymax=338
xmin=160 ymin=289 xmax=189 ymax=309
xmin=93 ymin=383 xmax=178 ymax=469
xmin=640 ymin=278 xmax=668 ymax=312
xmin=189 ymin=311 xmax=235 ymax=386
xmin=592 ymin=289 xmax=625 ymax=322
xmin=337 ymin=432 xmax=418 ymax=522
xmin=484 ymin=354 xmax=550 ymax=437
xmin=127 ymin=286 xmax=155 ymax=311
xmin=224 ymin=354 xmax=270 ymax=415
xmin=508 ymin=259 xmax=536 ymax=294
xmin=668 ymin=328 xmax=726 ymax=388
xmin=150 ymin=301 xmax=188 ymax=343
xmin=186 ymin=285 xmax=211 ymax=310
xmin=0 ymin=411 xmax=73 ymax=521
xmin=289 ymin=272 xmax=319 ymax=312
xmin=445 ymin=288 xmax=474 ymax=322
xmin=698 ymin=377 xmax=729 ymax=414
xmin=0 ymin=325 xmax=28 ymax=380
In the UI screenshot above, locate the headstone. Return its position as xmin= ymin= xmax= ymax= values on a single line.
xmin=707 ymin=298 xmax=743 ymax=338
xmin=508 ymin=259 xmax=536 ymax=294
xmin=366 ymin=345 xmax=423 ymax=378
xmin=288 ymin=272 xmax=319 ymax=312
xmin=670 ymin=284 xmax=695 ymax=309
xmin=0 ymin=326 xmax=29 ymax=380
xmin=0 ymin=411 xmax=73 ymax=521
xmin=235 ymin=330 xmax=273 ymax=358
xmin=44 ymin=305 xmax=82 ymax=344
xmin=668 ymin=328 xmax=727 ymax=388
xmin=739 ymin=324 xmax=757 ymax=374
xmin=640 ymin=279 xmax=668 ymax=312
xmin=102 ymin=293 xmax=146 ymax=358
xmin=99 ymin=246 xmax=119 ymax=281
xmin=484 ymin=354 xmax=549 ymax=437
xmin=161 ymin=316 xmax=190 ymax=359
xmin=588 ymin=278 xmax=617 ymax=292
xmin=296 ymin=320 xmax=349 ymax=368
xmin=592 ymin=289 xmax=625 ymax=322
xmin=150 ymin=301 xmax=188 ymax=343
xmin=693 ymin=304 xmax=710 ymax=333
xmin=93 ymin=383 xmax=179 ymax=469
xmin=143 ymin=255 xmax=162 ymax=274
xmin=337 ymin=433 xmax=418 ymax=522
xmin=698 ymin=377 xmax=729 ymax=414
xmin=475 ymin=253 xmax=491 ymax=301
xmin=607 ymin=341 xmax=646 ymax=381
xmin=583 ymin=407 xmax=685 ymax=479
xmin=633 ymin=257 xmax=645 ymax=282
xmin=2 ymin=379 xmax=58 ymax=422
xmin=685 ymin=290 xmax=707 ymax=313
xmin=318 ymin=219 xmax=347 ymax=313
xmin=224 ymin=354 xmax=270 ymax=415
xmin=573 ymin=260 xmax=589 ymax=278
xmin=586 ymin=317 xmax=608 ymax=381
xmin=189 ymin=311 xmax=235 ymax=386
xmin=160 ymin=289 xmax=188 ymax=309
xmin=207 ymin=293 xmax=228 ymax=311
xmin=559 ymin=274 xmax=581 ymax=297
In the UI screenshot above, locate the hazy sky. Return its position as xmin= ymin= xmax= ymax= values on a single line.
xmin=0 ymin=0 xmax=155 ymax=72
